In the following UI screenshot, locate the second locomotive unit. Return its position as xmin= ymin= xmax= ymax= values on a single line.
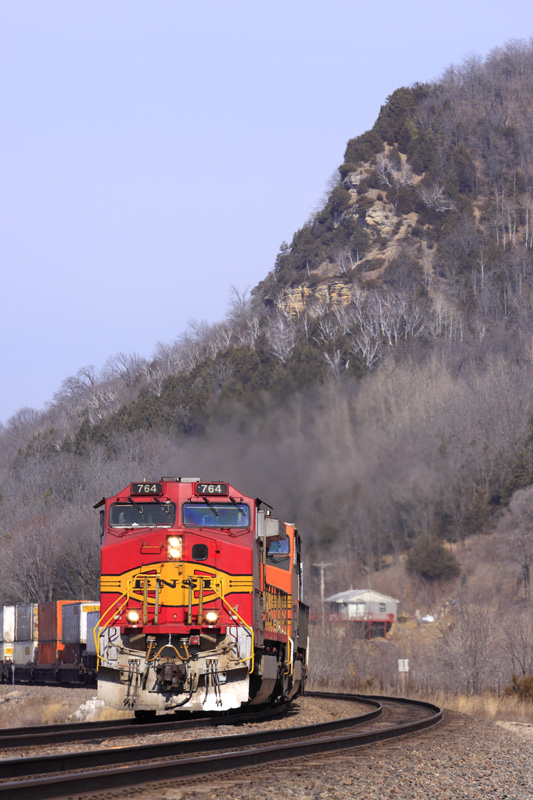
xmin=95 ymin=477 xmax=308 ymax=715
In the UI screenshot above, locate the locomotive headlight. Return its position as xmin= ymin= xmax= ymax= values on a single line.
xmin=167 ymin=535 xmax=183 ymax=560
xmin=126 ymin=610 xmax=140 ymax=623
xmin=204 ymin=610 xmax=218 ymax=624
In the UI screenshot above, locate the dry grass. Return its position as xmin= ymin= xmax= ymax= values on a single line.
xmin=429 ymin=691 xmax=533 ymax=723
xmin=0 ymin=686 xmax=132 ymax=728
xmin=0 ymin=695 xmax=68 ymax=727
xmin=307 ymin=675 xmax=533 ymax=725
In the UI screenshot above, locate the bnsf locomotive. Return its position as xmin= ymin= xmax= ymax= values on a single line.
xmin=95 ymin=478 xmax=309 ymax=716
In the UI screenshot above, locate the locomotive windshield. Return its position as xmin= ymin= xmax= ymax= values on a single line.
xmin=182 ymin=503 xmax=250 ymax=528
xmin=109 ymin=502 xmax=176 ymax=528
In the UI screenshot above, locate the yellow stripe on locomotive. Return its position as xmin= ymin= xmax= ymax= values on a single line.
xmin=100 ymin=561 xmax=253 ymax=608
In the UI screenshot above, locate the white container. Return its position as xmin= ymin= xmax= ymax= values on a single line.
xmin=13 ymin=641 xmax=37 ymax=664
xmin=85 ymin=611 xmax=100 ymax=654
xmin=15 ymin=604 xmax=38 ymax=641
xmin=62 ymin=602 xmax=100 ymax=644
xmin=2 ymin=606 xmax=15 ymax=644
xmin=0 ymin=642 xmax=14 ymax=661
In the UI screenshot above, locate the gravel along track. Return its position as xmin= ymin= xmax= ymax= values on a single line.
xmin=0 ymin=695 xmax=440 ymax=799
xmin=0 ymin=694 xmax=365 ymax=758
xmin=0 ymin=691 xmax=531 ymax=799
xmin=102 ymin=709 xmax=532 ymax=800
xmin=0 ymin=699 xmax=294 ymax=752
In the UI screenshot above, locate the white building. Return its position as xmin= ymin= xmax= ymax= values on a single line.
xmin=324 ymin=589 xmax=399 ymax=637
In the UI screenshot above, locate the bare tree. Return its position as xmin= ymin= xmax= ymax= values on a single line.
xmin=498 ymin=486 xmax=533 ymax=600
xmin=333 ymin=245 xmax=361 ymax=275
xmin=349 ymin=327 xmax=383 ymax=370
xmin=0 ymin=516 xmax=62 ymax=603
xmin=154 ymin=340 xmax=186 ymax=376
xmin=419 ymin=183 xmax=456 ymax=212
xmin=501 ymin=605 xmax=533 ymax=677
xmin=324 ymin=350 xmax=348 ymax=379
xmin=268 ymin=318 xmax=298 ymax=363
xmin=436 ymin=588 xmax=498 ymax=695
xmin=376 ymin=152 xmax=413 ymax=190
xmin=54 ymin=366 xmax=97 ymax=405
xmin=226 ymin=285 xmax=251 ymax=322
xmin=103 ymin=352 xmax=146 ymax=388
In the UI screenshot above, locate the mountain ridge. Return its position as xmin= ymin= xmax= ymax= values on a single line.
xmin=3 ymin=39 xmax=533 ymax=604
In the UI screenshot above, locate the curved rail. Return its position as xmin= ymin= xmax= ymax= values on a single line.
xmin=0 ymin=694 xmax=441 ymax=800
xmin=0 ymin=702 xmax=293 ymax=750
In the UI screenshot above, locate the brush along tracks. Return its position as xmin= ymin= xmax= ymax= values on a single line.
xmin=0 ymin=693 xmax=441 ymax=800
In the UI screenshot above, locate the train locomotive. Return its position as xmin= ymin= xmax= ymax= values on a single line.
xmin=95 ymin=477 xmax=309 ymax=715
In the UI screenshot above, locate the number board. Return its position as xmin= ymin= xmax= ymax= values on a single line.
xmin=196 ymin=483 xmax=228 ymax=496
xmin=131 ymin=483 xmax=162 ymax=495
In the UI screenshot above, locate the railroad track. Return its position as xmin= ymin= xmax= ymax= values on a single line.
xmin=0 ymin=692 xmax=441 ymax=799
xmin=0 ymin=702 xmax=290 ymax=750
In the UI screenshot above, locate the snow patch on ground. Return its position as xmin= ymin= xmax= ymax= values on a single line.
xmin=71 ymin=696 xmax=105 ymax=721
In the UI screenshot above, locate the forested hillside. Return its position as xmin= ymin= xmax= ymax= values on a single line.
xmin=2 ymin=39 xmax=533 ymax=613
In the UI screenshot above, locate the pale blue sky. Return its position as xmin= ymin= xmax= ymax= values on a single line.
xmin=1 ymin=1 xmax=531 ymax=424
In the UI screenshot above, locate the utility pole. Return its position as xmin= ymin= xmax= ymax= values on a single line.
xmin=313 ymin=562 xmax=332 ymax=633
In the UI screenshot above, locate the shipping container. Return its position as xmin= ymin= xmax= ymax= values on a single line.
xmin=2 ymin=606 xmax=15 ymax=643
xmin=83 ymin=652 xmax=97 ymax=671
xmin=37 ymin=601 xmax=74 ymax=641
xmin=0 ymin=643 xmax=14 ymax=661
xmin=61 ymin=643 xmax=82 ymax=664
xmin=36 ymin=640 xmax=64 ymax=665
xmin=85 ymin=611 xmax=100 ymax=654
xmin=15 ymin=604 xmax=38 ymax=641
xmin=37 ymin=602 xmax=57 ymax=641
xmin=62 ymin=602 xmax=99 ymax=644
xmin=13 ymin=641 xmax=37 ymax=663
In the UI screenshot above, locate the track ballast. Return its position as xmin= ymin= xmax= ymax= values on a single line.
xmin=0 ymin=692 xmax=442 ymax=799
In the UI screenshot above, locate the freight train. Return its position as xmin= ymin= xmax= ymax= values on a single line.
xmin=95 ymin=477 xmax=309 ymax=716
xmin=0 ymin=601 xmax=99 ymax=685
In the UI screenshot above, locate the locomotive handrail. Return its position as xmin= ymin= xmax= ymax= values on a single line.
xmin=95 ymin=574 xmax=141 ymax=665
xmin=209 ymin=584 xmax=255 ymax=674
xmin=142 ymin=576 xmax=149 ymax=624
xmin=264 ymin=584 xmax=290 ymax=635
xmin=287 ymin=636 xmax=294 ymax=675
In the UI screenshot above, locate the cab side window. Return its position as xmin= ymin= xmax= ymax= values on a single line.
xmin=266 ymin=534 xmax=291 ymax=570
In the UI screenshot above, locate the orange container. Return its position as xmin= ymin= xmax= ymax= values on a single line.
xmin=36 ymin=640 xmax=64 ymax=665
